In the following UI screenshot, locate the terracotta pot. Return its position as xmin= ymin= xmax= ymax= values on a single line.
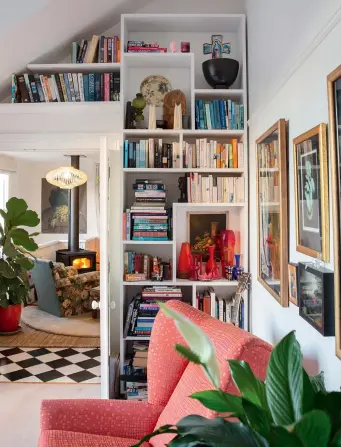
xmin=0 ymin=304 xmax=22 ymax=333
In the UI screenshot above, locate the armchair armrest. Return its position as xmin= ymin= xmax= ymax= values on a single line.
xmin=40 ymin=399 xmax=164 ymax=439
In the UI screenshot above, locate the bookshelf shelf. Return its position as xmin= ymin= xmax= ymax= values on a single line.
xmin=174 ymin=202 xmax=245 ymax=208
xmin=123 ymin=168 xmax=244 ymax=174
xmin=27 ymin=62 xmax=121 ymax=74
xmin=194 ymin=89 xmax=244 ymax=101
xmin=124 ymin=52 xmax=193 ymax=69
xmin=123 ymin=240 xmax=174 ymax=245
xmin=123 ymin=129 xmax=180 ymax=137
xmin=183 ymin=129 xmax=244 ymax=138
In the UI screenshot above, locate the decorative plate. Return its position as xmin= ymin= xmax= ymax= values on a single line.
xmin=140 ymin=75 xmax=172 ymax=106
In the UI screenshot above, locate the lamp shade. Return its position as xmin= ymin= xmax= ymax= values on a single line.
xmin=45 ymin=166 xmax=87 ymax=189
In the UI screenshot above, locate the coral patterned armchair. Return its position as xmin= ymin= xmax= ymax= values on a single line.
xmin=31 ymin=259 xmax=100 ymax=318
xmin=39 ymin=300 xmax=272 ymax=446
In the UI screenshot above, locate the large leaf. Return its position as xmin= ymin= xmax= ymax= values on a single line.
xmin=9 ymin=228 xmax=38 ymax=251
xmin=309 ymin=371 xmax=326 ymax=394
xmin=129 ymin=425 xmax=178 ymax=447
xmin=302 ymin=369 xmax=315 ymax=414
xmin=175 ymin=344 xmax=202 ymax=364
xmin=315 ymin=391 xmax=341 ymax=437
xmin=169 ymin=434 xmax=208 ymax=447
xmin=14 ymin=257 xmax=34 ymax=271
xmin=190 ymin=390 xmax=243 ymax=415
xmin=294 ymin=410 xmax=331 ymax=447
xmin=176 ymin=415 xmax=269 ymax=447
xmin=15 ymin=210 xmax=40 ymax=227
xmin=3 ymin=238 xmax=19 ymax=258
xmin=242 ymin=399 xmax=271 ymax=439
xmin=5 ymin=197 xmax=39 ymax=228
xmin=270 ymin=427 xmax=303 ymax=447
xmin=0 ymin=259 xmax=16 ymax=278
xmin=228 ymin=360 xmax=268 ymax=410
xmin=331 ymin=428 xmax=341 ymax=447
xmin=266 ymin=331 xmax=303 ymax=425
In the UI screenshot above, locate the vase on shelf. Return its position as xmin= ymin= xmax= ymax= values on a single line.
xmin=206 ymin=245 xmax=217 ymax=274
xmin=178 ymin=242 xmax=193 ymax=279
xmin=132 ymin=93 xmax=146 ymax=129
xmin=232 ymin=254 xmax=241 ymax=280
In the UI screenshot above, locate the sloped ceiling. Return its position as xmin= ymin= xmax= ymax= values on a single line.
xmin=0 ymin=0 xmax=153 ymax=101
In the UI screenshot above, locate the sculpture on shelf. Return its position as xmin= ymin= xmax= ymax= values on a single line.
xmin=163 ymin=89 xmax=187 ymax=129
xmin=148 ymin=105 xmax=156 ymax=130
xmin=203 ymin=35 xmax=231 ymax=59
xmin=132 ymin=93 xmax=146 ymax=129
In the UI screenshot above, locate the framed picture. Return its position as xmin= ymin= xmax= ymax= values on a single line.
xmin=298 ymin=262 xmax=334 ymax=336
xmin=293 ymin=124 xmax=329 ymax=261
xmin=288 ymin=263 xmax=298 ymax=306
xmin=327 ymin=64 xmax=341 ymax=357
xmin=187 ymin=211 xmax=228 ymax=261
xmin=256 ymin=119 xmax=289 ymax=306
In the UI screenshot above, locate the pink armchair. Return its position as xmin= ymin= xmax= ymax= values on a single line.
xmin=39 ymin=300 xmax=272 ymax=447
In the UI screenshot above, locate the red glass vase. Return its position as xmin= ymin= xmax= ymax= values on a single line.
xmin=177 ymin=242 xmax=193 ymax=279
xmin=206 ymin=245 xmax=217 ymax=274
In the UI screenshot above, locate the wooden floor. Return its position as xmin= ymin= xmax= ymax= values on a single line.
xmin=0 ymin=323 xmax=100 ymax=348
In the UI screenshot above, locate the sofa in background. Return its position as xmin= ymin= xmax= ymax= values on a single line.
xmin=31 ymin=259 xmax=100 ymax=318
xmin=38 ymin=300 xmax=272 ymax=446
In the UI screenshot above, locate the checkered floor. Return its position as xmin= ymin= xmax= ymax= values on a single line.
xmin=0 ymin=347 xmax=101 ymax=384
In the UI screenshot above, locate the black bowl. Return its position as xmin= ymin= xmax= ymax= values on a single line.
xmin=202 ymin=58 xmax=239 ymax=89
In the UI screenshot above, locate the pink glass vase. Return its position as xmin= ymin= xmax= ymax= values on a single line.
xmin=206 ymin=245 xmax=217 ymax=274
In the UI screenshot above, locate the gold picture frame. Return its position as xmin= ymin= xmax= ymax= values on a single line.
xmin=327 ymin=64 xmax=341 ymax=359
xmin=256 ymin=119 xmax=289 ymax=306
xmin=293 ymin=124 xmax=329 ymax=261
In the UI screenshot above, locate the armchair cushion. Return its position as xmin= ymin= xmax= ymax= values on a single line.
xmin=40 ymin=399 xmax=164 ymax=440
xmin=39 ymin=431 xmax=149 ymax=447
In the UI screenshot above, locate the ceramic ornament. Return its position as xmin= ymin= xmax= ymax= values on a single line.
xmin=148 ymin=105 xmax=157 ymax=130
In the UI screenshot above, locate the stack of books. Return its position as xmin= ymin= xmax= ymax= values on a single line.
xmin=126 ymin=341 xmax=149 ymax=401
xmin=182 ymin=139 xmax=243 ymax=169
xmin=195 ymin=99 xmax=244 ymax=130
xmin=71 ymin=35 xmax=120 ymax=63
xmin=215 ymin=296 xmax=244 ymax=328
xmin=123 ymin=179 xmax=171 ymax=241
xmin=124 ymin=287 xmax=183 ymax=338
xmin=12 ymin=72 xmax=120 ymax=103
xmin=186 ymin=174 xmax=244 ymax=203
xmin=196 ymin=287 xmax=214 ymax=315
xmin=124 ymin=252 xmax=172 ymax=282
xmin=123 ymin=139 xmax=180 ymax=168
xmin=126 ymin=40 xmax=167 ymax=53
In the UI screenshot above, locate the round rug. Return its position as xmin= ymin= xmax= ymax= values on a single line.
xmin=21 ymin=306 xmax=100 ymax=338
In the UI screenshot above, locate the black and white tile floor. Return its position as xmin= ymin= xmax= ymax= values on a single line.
xmin=0 ymin=347 xmax=101 ymax=384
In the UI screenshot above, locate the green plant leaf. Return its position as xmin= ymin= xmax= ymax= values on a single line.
xmin=228 ymin=360 xmax=268 ymax=410
xmin=331 ymin=428 xmax=341 ymax=447
xmin=3 ymin=239 xmax=19 ymax=258
xmin=176 ymin=415 xmax=269 ymax=447
xmin=169 ymin=434 xmax=208 ymax=447
xmin=175 ymin=344 xmax=202 ymax=364
xmin=315 ymin=391 xmax=341 ymax=437
xmin=294 ymin=410 xmax=331 ymax=447
xmin=309 ymin=371 xmax=326 ymax=394
xmin=129 ymin=424 xmax=178 ymax=447
xmin=270 ymin=426 xmax=303 ymax=447
xmin=266 ymin=331 xmax=303 ymax=425
xmin=5 ymin=197 xmax=39 ymax=228
xmin=0 ymin=259 xmax=16 ymax=278
xmin=190 ymin=390 xmax=243 ymax=414
xmin=302 ymin=369 xmax=315 ymax=414
xmin=242 ymin=399 xmax=271 ymax=439
xmin=14 ymin=257 xmax=34 ymax=271
xmin=8 ymin=228 xmax=38 ymax=251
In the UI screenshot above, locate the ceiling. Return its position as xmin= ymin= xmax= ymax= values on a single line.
xmin=1 ymin=150 xmax=100 ymax=163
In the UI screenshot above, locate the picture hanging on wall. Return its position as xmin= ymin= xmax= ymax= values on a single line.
xmin=293 ymin=124 xmax=329 ymax=261
xmin=41 ymin=179 xmax=87 ymax=234
xmin=298 ymin=262 xmax=334 ymax=336
xmin=327 ymin=63 xmax=341 ymax=358
xmin=288 ymin=262 xmax=299 ymax=306
xmin=256 ymin=119 xmax=289 ymax=307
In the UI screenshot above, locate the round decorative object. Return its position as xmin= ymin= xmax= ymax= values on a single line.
xmin=202 ymin=58 xmax=239 ymax=89
xmin=46 ymin=167 xmax=87 ymax=189
xmin=132 ymin=93 xmax=146 ymax=121
xmin=140 ymin=75 xmax=172 ymax=106
xmin=163 ymin=89 xmax=187 ymax=129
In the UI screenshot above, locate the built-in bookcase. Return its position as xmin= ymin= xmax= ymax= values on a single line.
xmin=112 ymin=13 xmax=248 ymax=399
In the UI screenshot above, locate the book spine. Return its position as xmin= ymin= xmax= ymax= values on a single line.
xmin=72 ymin=73 xmax=80 ymax=102
xmin=78 ymin=74 xmax=85 ymax=102
xmin=117 ymin=39 xmax=121 ymax=63
xmin=100 ymin=73 xmax=104 ymax=101
xmin=24 ymin=74 xmax=34 ymax=102
xmin=104 ymin=73 xmax=110 ymax=101
xmin=38 ymin=75 xmax=48 ymax=102
xmin=104 ymin=37 xmax=108 ymax=62
xmin=126 ymin=209 xmax=131 ymax=241
xmin=83 ymin=74 xmax=89 ymax=101
xmin=108 ymin=38 xmax=113 ymax=63
xmin=33 ymin=74 xmax=44 ymax=102
xmin=124 ymin=140 xmax=129 ymax=168
xmin=113 ymin=73 xmax=120 ymax=101
xmin=109 ymin=73 xmax=114 ymax=101
xmin=123 ymin=212 xmax=127 ymax=240
xmin=51 ymin=75 xmax=61 ymax=102
xmin=94 ymin=73 xmax=101 ymax=101
xmin=71 ymin=42 xmax=79 ymax=63
xmin=17 ymin=75 xmax=30 ymax=103
xmin=28 ymin=74 xmax=40 ymax=102
xmin=54 ymin=74 xmax=64 ymax=102
xmin=67 ymin=73 xmax=76 ymax=102
xmin=88 ymin=73 xmax=95 ymax=101
xmin=62 ymin=74 xmax=71 ymax=102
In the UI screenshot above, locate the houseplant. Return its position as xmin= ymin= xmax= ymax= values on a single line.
xmin=132 ymin=303 xmax=340 ymax=447
xmin=0 ymin=197 xmax=40 ymax=332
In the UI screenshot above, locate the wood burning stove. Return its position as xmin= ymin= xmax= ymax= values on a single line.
xmin=55 ymin=155 xmax=96 ymax=273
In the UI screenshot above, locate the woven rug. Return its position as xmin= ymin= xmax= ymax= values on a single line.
xmin=0 ymin=323 xmax=100 ymax=348
xmin=22 ymin=306 xmax=100 ymax=337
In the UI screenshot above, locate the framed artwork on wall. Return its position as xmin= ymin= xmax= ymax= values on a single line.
xmin=293 ymin=124 xmax=329 ymax=261
xmin=327 ymin=64 xmax=341 ymax=358
xmin=256 ymin=119 xmax=289 ymax=306
xmin=288 ymin=262 xmax=299 ymax=306
xmin=298 ymin=262 xmax=334 ymax=337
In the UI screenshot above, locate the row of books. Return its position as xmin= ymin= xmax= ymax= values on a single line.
xmin=12 ymin=72 xmax=120 ymax=103
xmin=124 ymin=253 xmax=172 ymax=282
xmin=125 ymin=341 xmax=149 ymax=401
xmin=127 ymin=40 xmax=167 ymax=53
xmin=195 ymin=99 xmax=244 ymax=130
xmin=124 ymin=287 xmax=183 ymax=337
xmin=123 ymin=140 xmax=180 ymax=169
xmin=71 ymin=35 xmax=121 ymax=63
xmin=186 ymin=174 xmax=244 ymax=203
xmin=183 ymin=139 xmax=243 ymax=169
xmin=259 ymin=175 xmax=280 ymax=203
xmin=258 ymin=140 xmax=279 ymax=169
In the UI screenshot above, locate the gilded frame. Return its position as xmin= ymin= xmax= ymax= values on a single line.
xmin=327 ymin=64 xmax=341 ymax=359
xmin=293 ymin=124 xmax=329 ymax=261
xmin=256 ymin=119 xmax=289 ymax=306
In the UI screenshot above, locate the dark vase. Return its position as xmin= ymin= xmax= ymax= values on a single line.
xmin=202 ymin=58 xmax=239 ymax=89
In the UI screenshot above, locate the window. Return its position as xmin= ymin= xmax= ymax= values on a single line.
xmin=0 ymin=173 xmax=9 ymax=229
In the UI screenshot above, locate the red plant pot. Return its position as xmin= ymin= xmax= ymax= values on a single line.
xmin=0 ymin=304 xmax=22 ymax=333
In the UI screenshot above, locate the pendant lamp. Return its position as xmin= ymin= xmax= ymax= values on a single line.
xmin=46 ymin=165 xmax=87 ymax=189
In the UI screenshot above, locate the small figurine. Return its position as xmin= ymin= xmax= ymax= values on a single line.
xmin=170 ymin=41 xmax=177 ymax=53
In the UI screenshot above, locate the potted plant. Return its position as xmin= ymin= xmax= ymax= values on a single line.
xmin=0 ymin=197 xmax=40 ymax=333
xmin=132 ymin=303 xmax=340 ymax=447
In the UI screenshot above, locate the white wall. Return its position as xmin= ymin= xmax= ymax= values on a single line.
xmin=247 ymin=0 xmax=341 ymax=390
xmin=10 ymin=157 xmax=98 ymax=245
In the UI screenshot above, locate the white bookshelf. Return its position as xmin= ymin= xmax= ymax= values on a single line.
xmin=27 ymin=62 xmax=120 ymax=74
xmin=114 ymin=13 xmax=248 ymax=391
